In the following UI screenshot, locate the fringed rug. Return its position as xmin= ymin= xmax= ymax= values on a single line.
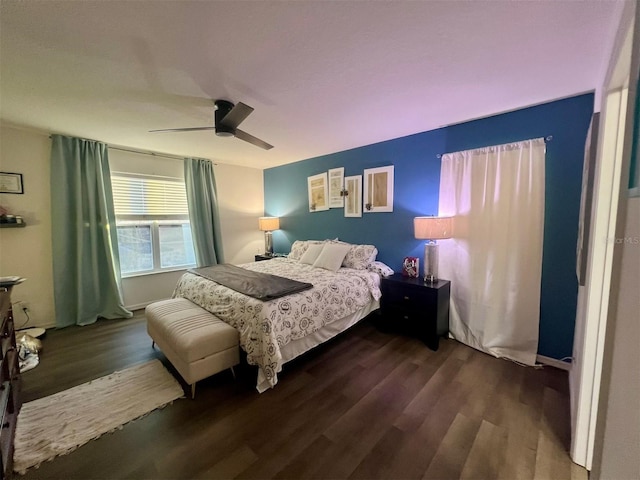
xmin=13 ymin=359 xmax=184 ymax=474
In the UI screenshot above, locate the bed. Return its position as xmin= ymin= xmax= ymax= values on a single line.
xmin=172 ymin=241 xmax=390 ymax=392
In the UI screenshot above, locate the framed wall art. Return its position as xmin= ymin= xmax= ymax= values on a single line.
xmin=307 ymin=172 xmax=329 ymax=212
xmin=344 ymin=175 xmax=362 ymax=217
xmin=0 ymin=172 xmax=24 ymax=194
xmin=363 ymin=165 xmax=394 ymax=213
xmin=328 ymin=167 xmax=345 ymax=208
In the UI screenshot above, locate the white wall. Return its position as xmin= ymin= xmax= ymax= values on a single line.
xmin=0 ymin=125 xmax=55 ymax=328
xmin=594 ymin=197 xmax=640 ymax=480
xmin=215 ymin=162 xmax=265 ymax=264
xmin=0 ymin=125 xmax=266 ymax=322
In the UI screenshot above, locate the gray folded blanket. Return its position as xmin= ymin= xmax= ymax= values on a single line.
xmin=188 ymin=264 xmax=313 ymax=301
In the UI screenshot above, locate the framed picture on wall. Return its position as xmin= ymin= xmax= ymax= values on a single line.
xmin=344 ymin=175 xmax=362 ymax=217
xmin=0 ymin=172 xmax=23 ymax=194
xmin=363 ymin=165 xmax=394 ymax=213
xmin=307 ymin=172 xmax=329 ymax=212
xmin=328 ymin=167 xmax=345 ymax=208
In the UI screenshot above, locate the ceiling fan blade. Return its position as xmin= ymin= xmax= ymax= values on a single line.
xmin=220 ymin=102 xmax=254 ymax=129
xmin=235 ymin=129 xmax=274 ymax=150
xmin=149 ymin=126 xmax=216 ymax=133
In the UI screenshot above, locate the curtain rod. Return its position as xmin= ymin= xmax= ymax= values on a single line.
xmin=108 ymin=145 xmax=217 ymax=165
xmin=48 ymin=135 xmax=216 ymax=164
xmin=436 ymin=135 xmax=553 ymax=159
xmin=108 ymin=145 xmax=185 ymax=161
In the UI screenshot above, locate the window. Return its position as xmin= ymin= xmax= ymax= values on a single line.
xmin=112 ymin=173 xmax=196 ymax=275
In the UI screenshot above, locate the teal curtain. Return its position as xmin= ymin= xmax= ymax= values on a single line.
xmin=50 ymin=135 xmax=132 ymax=327
xmin=184 ymin=158 xmax=224 ymax=266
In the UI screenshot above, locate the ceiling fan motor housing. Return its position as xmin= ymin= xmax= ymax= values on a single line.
xmin=215 ymin=100 xmax=235 ymax=137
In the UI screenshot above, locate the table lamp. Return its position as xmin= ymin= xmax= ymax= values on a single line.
xmin=258 ymin=217 xmax=280 ymax=256
xmin=414 ymin=216 xmax=453 ymax=283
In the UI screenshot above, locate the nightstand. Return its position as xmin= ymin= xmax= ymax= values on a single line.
xmin=380 ymin=273 xmax=450 ymax=350
xmin=254 ymin=254 xmax=273 ymax=262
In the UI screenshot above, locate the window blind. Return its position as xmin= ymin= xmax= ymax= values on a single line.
xmin=112 ymin=174 xmax=189 ymax=216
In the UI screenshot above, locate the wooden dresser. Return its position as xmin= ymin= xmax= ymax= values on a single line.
xmin=0 ymin=286 xmax=21 ymax=479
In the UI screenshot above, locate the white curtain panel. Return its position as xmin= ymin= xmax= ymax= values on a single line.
xmin=439 ymin=138 xmax=546 ymax=365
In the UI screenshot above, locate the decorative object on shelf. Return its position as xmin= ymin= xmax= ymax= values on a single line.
xmin=344 ymin=175 xmax=362 ymax=218
xmin=363 ymin=165 xmax=394 ymax=213
xmin=307 ymin=172 xmax=329 ymax=212
xmin=402 ymin=257 xmax=420 ymax=278
xmin=328 ymin=167 xmax=345 ymax=208
xmin=414 ymin=216 xmax=453 ymax=283
xmin=0 ymin=205 xmax=26 ymax=226
xmin=0 ymin=214 xmax=25 ymax=225
xmin=258 ymin=216 xmax=280 ymax=255
xmin=0 ymin=172 xmax=24 ymax=194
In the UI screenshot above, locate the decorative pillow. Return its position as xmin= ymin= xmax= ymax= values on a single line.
xmin=367 ymin=261 xmax=395 ymax=277
xmin=288 ymin=240 xmax=324 ymax=260
xmin=299 ymin=243 xmax=325 ymax=265
xmin=343 ymin=244 xmax=378 ymax=270
xmin=312 ymin=243 xmax=351 ymax=272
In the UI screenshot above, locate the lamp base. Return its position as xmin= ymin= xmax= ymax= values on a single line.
xmin=264 ymin=231 xmax=273 ymax=255
xmin=423 ymin=241 xmax=439 ymax=284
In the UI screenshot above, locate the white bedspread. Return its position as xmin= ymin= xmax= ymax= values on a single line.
xmin=173 ymin=257 xmax=381 ymax=391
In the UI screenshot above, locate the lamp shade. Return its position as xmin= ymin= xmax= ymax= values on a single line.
xmin=414 ymin=216 xmax=453 ymax=240
xmin=258 ymin=216 xmax=280 ymax=231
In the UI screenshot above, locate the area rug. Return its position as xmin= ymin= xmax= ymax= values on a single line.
xmin=13 ymin=359 xmax=184 ymax=474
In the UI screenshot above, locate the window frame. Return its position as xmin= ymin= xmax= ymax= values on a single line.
xmin=112 ymin=172 xmax=196 ymax=277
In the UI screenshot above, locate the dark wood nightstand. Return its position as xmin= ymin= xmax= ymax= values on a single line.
xmin=380 ymin=273 xmax=450 ymax=350
xmin=254 ymin=254 xmax=273 ymax=262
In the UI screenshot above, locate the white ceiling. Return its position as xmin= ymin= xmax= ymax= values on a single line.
xmin=0 ymin=1 xmax=622 ymax=170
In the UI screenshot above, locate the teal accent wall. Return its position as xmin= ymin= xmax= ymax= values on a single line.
xmin=264 ymin=93 xmax=594 ymax=360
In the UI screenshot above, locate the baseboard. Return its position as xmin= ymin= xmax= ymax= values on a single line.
xmin=126 ymin=303 xmax=149 ymax=312
xmin=125 ymin=299 xmax=170 ymax=313
xmin=537 ymin=354 xmax=571 ymax=371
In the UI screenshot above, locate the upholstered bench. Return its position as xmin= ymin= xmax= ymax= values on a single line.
xmin=145 ymin=298 xmax=240 ymax=399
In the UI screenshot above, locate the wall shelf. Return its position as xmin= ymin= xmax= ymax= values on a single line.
xmin=0 ymin=223 xmax=26 ymax=228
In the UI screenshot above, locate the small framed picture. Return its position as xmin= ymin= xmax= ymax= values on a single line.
xmin=344 ymin=175 xmax=362 ymax=218
xmin=402 ymin=257 xmax=419 ymax=278
xmin=307 ymin=172 xmax=329 ymax=212
xmin=0 ymin=172 xmax=24 ymax=194
xmin=328 ymin=167 xmax=345 ymax=208
xmin=363 ymin=165 xmax=394 ymax=213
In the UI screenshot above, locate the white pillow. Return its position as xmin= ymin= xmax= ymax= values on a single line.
xmin=288 ymin=240 xmax=324 ymax=260
xmin=313 ymin=243 xmax=351 ymax=272
xmin=299 ymin=243 xmax=325 ymax=265
xmin=367 ymin=261 xmax=395 ymax=277
xmin=343 ymin=244 xmax=378 ymax=270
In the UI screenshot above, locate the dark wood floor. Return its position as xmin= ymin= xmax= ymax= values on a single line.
xmin=19 ymin=313 xmax=586 ymax=480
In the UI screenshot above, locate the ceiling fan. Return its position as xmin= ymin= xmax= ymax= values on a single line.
xmin=149 ymin=99 xmax=273 ymax=150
